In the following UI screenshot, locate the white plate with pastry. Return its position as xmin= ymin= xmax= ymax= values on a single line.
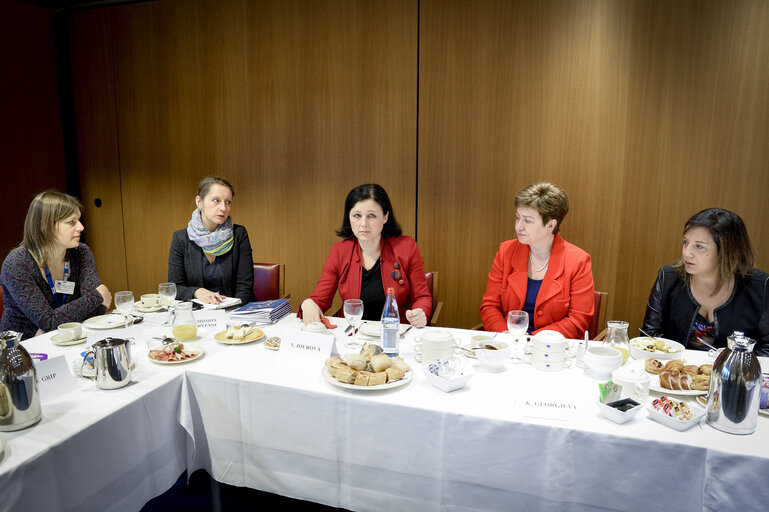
xmin=322 ymin=367 xmax=412 ymax=391
xmin=638 ymin=359 xmax=710 ymax=396
xmin=357 ymin=321 xmax=409 ymax=338
xmin=214 ymin=327 xmax=264 ymax=344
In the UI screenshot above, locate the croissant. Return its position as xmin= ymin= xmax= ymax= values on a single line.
xmin=682 ymin=365 xmax=700 ymax=375
xmin=698 ymin=364 xmax=713 ymax=376
xmin=663 ymin=360 xmax=684 ymax=372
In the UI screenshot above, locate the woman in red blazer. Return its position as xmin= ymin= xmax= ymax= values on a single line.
xmin=480 ymin=183 xmax=594 ymax=338
xmin=301 ymin=184 xmax=432 ymax=326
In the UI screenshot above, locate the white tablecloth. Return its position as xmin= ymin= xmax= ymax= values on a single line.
xmin=0 ymin=311 xmax=211 ymax=512
xmin=179 ymin=317 xmax=769 ymax=512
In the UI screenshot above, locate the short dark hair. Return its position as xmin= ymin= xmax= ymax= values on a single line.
xmin=674 ymin=208 xmax=754 ymax=293
xmin=514 ymin=182 xmax=569 ymax=234
xmin=336 ymin=184 xmax=403 ymax=239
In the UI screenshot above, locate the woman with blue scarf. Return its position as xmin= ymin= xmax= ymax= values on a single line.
xmin=168 ymin=176 xmax=254 ymax=304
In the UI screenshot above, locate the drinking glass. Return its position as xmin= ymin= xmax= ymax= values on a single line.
xmin=507 ymin=310 xmax=529 ymax=360
xmin=343 ymin=299 xmax=364 ymax=350
xmin=114 ymin=291 xmax=135 ymax=328
xmin=158 ymin=282 xmax=177 ymax=325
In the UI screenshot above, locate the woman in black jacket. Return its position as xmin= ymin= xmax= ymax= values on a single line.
xmin=643 ymin=208 xmax=768 ymax=356
xmin=168 ymin=176 xmax=254 ymax=305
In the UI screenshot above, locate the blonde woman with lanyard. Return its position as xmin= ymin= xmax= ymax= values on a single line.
xmin=168 ymin=176 xmax=254 ymax=305
xmin=0 ymin=191 xmax=112 ymax=340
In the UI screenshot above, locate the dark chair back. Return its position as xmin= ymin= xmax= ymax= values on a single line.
xmin=253 ymin=263 xmax=287 ymax=301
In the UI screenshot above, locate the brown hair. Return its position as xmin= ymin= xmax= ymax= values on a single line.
xmin=197 ymin=176 xmax=235 ymax=200
xmin=514 ymin=182 xmax=569 ymax=234
xmin=22 ymin=190 xmax=83 ymax=266
xmin=674 ymin=208 xmax=754 ymax=294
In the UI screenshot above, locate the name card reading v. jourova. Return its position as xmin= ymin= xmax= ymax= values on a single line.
xmin=518 ymin=388 xmax=579 ymax=421
xmin=278 ymin=331 xmax=334 ymax=365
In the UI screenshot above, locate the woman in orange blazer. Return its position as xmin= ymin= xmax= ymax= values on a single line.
xmin=480 ymin=183 xmax=594 ymax=338
xmin=301 ymin=184 xmax=432 ymax=326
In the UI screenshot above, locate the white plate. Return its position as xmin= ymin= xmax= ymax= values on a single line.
xmin=628 ymin=359 xmax=709 ymax=396
xmin=215 ymin=331 xmax=265 ymax=345
xmin=134 ymin=302 xmax=164 ymax=313
xmin=51 ymin=334 xmax=88 ymax=346
xmin=148 ymin=346 xmax=204 ymax=364
xmin=322 ymin=367 xmax=412 ymax=391
xmin=0 ymin=434 xmax=5 ymax=459
xmin=83 ymin=314 xmax=129 ymax=330
xmin=357 ymin=321 xmax=408 ymax=338
xmin=630 ymin=337 xmax=684 ymax=360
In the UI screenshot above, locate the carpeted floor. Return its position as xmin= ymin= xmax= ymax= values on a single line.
xmin=141 ymin=470 xmax=350 ymax=512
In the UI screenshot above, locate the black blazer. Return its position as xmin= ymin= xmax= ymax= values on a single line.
xmin=642 ymin=265 xmax=769 ymax=356
xmin=168 ymin=224 xmax=254 ymax=304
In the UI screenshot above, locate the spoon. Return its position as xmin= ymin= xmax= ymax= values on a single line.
xmin=638 ymin=328 xmax=659 ymax=341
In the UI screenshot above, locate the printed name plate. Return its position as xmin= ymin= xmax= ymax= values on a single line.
xmin=518 ymin=388 xmax=578 ymax=421
xmin=37 ymin=354 xmax=79 ymax=402
xmin=279 ymin=330 xmax=334 ymax=364
xmin=193 ymin=309 xmax=227 ymax=335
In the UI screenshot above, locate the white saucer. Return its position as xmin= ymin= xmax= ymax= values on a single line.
xmin=134 ymin=302 xmax=164 ymax=313
xmin=51 ymin=334 xmax=88 ymax=346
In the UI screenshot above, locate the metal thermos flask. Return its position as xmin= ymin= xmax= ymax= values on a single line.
xmin=706 ymin=331 xmax=761 ymax=435
xmin=0 ymin=331 xmax=42 ymax=431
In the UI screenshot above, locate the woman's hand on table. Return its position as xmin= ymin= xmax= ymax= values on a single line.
xmin=300 ymin=299 xmax=323 ymax=325
xmin=194 ymin=288 xmax=227 ymax=304
xmin=406 ymin=308 xmax=427 ymax=328
xmin=97 ymin=284 xmax=112 ymax=309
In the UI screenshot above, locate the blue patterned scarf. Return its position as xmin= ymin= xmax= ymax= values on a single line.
xmin=187 ymin=209 xmax=234 ymax=256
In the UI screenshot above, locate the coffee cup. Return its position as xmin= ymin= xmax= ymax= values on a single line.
xmin=140 ymin=294 xmax=160 ymax=308
xmin=57 ymin=322 xmax=82 ymax=341
xmin=475 ymin=341 xmax=510 ymax=372
xmin=414 ymin=330 xmax=457 ymax=363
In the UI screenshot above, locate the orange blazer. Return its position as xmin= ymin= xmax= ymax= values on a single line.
xmin=306 ymin=236 xmax=432 ymax=323
xmin=480 ymin=234 xmax=594 ymax=338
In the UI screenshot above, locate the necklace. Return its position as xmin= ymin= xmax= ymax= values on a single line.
xmin=529 ymin=253 xmax=550 ymax=272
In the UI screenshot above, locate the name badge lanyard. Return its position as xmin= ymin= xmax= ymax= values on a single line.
xmin=45 ymin=261 xmax=70 ymax=308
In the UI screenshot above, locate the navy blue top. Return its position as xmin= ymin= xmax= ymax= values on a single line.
xmin=202 ymin=254 xmax=224 ymax=294
xmin=523 ymin=278 xmax=543 ymax=333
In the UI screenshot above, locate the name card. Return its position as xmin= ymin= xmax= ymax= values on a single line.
xmin=518 ymin=388 xmax=578 ymax=421
xmin=36 ymin=354 xmax=79 ymax=402
xmin=279 ymin=331 xmax=334 ymax=365
xmin=193 ymin=309 xmax=227 ymax=334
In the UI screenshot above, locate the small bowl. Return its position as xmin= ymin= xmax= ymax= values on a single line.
xmin=475 ymin=342 xmax=510 ymax=372
xmin=598 ymin=398 xmax=642 ymax=424
xmin=647 ymin=405 xmax=705 ymax=431
xmin=584 ymin=346 xmax=623 ymax=378
xmin=422 ymin=362 xmax=474 ymax=392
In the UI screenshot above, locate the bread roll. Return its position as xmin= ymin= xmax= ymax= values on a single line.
xmin=682 ymin=365 xmax=699 ymax=375
xmin=325 ymin=356 xmax=344 ymax=368
xmin=354 ymin=372 xmax=371 ymax=386
xmin=368 ymin=372 xmax=387 ymax=386
xmin=389 ymin=356 xmax=411 ymax=372
xmin=334 ymin=365 xmax=358 ymax=384
xmin=370 ymin=354 xmax=392 ymax=373
xmin=344 ymin=354 xmax=367 ymax=371
xmin=645 ymin=359 xmax=664 ymax=374
xmin=385 ymin=367 xmax=405 ymax=382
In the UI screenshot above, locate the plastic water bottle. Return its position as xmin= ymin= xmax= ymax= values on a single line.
xmin=381 ymin=287 xmax=400 ymax=356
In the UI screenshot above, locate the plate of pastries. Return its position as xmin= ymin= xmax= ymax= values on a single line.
xmin=630 ymin=337 xmax=684 ymax=360
xmin=643 ymin=358 xmax=711 ymax=395
xmin=324 ymin=343 xmax=412 ymax=390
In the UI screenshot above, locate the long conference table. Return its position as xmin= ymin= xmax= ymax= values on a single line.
xmin=1 ymin=308 xmax=769 ymax=512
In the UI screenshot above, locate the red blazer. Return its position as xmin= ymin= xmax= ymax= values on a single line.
xmin=306 ymin=235 xmax=432 ymax=323
xmin=480 ymin=234 xmax=594 ymax=338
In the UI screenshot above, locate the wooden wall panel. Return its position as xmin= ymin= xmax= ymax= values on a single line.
xmin=419 ymin=0 xmax=631 ymax=328
xmin=0 ymin=0 xmax=66 ymax=258
xmin=420 ymin=0 xmax=769 ymax=331
xmin=72 ymin=0 xmax=417 ymax=303
xmin=69 ymin=7 xmax=128 ymax=292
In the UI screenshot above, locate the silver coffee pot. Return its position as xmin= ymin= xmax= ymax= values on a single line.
xmin=0 ymin=331 xmax=42 ymax=431
xmin=91 ymin=337 xmax=132 ymax=390
xmin=706 ymin=331 xmax=761 ymax=435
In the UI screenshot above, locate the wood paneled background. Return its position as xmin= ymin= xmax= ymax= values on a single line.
xmin=3 ymin=0 xmax=768 ymax=335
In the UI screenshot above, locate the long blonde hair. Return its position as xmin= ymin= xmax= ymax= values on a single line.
xmin=22 ymin=190 xmax=83 ymax=267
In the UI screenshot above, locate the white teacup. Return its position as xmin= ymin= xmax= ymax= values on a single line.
xmin=57 ymin=322 xmax=82 ymax=341
xmin=527 ymin=346 xmax=571 ymax=371
xmin=140 ymin=294 xmax=160 ymax=307
xmin=415 ymin=330 xmax=457 ymax=363
xmin=530 ymin=331 xmax=568 ymax=352
xmin=303 ymin=321 xmax=329 ymax=334
xmin=475 ymin=341 xmax=510 ymax=372
xmin=612 ymin=365 xmax=650 ymax=401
